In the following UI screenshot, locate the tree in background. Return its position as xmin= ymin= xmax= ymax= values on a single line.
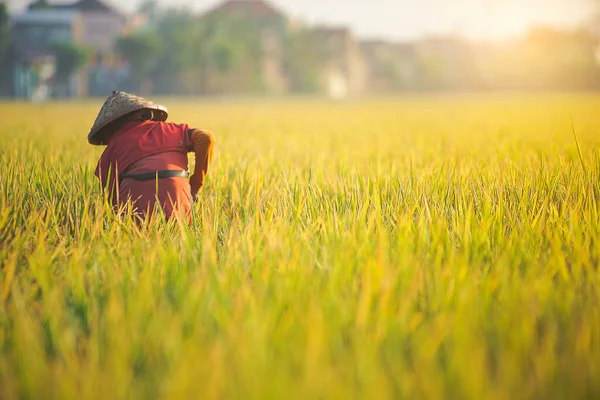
xmin=116 ymin=1 xmax=336 ymax=96
xmin=116 ymin=31 xmax=161 ymax=95
xmin=123 ymin=3 xmax=263 ymax=96
xmin=0 ymin=3 xmax=12 ymax=96
xmin=113 ymin=1 xmax=600 ymax=96
xmin=138 ymin=0 xmax=159 ymax=24
xmin=0 ymin=3 xmax=9 ymax=61
xmin=28 ymin=0 xmax=52 ymax=10
xmin=50 ymin=42 xmax=90 ymax=96
xmin=150 ymin=9 xmax=203 ymax=95
xmin=283 ymin=29 xmax=321 ymax=93
xmin=199 ymin=14 xmax=261 ymax=94
xmin=51 ymin=42 xmax=90 ymax=81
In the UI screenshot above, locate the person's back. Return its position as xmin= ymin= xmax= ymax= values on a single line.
xmin=88 ymin=91 xmax=215 ymax=221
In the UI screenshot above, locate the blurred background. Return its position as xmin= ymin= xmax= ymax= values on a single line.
xmin=0 ymin=0 xmax=599 ymax=100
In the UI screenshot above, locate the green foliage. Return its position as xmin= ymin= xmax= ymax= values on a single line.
xmin=118 ymin=3 xmax=600 ymax=95
xmin=211 ymin=41 xmax=238 ymax=73
xmin=0 ymin=4 xmax=11 ymax=95
xmin=1 ymin=95 xmax=600 ymax=399
xmin=0 ymin=3 xmax=9 ymax=61
xmin=29 ymin=0 xmax=52 ymax=9
xmin=116 ymin=32 xmax=162 ymax=79
xmin=150 ymin=10 xmax=204 ymax=94
xmin=138 ymin=0 xmax=159 ymax=23
xmin=283 ymin=29 xmax=322 ymax=93
xmin=121 ymin=3 xmax=281 ymax=95
xmin=199 ymin=12 xmax=265 ymax=94
xmin=50 ymin=42 xmax=90 ymax=80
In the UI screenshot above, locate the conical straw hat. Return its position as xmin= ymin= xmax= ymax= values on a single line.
xmin=88 ymin=91 xmax=168 ymax=146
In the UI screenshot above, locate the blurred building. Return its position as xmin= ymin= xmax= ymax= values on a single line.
xmin=12 ymin=0 xmax=129 ymax=99
xmin=310 ymin=27 xmax=367 ymax=97
xmin=12 ymin=9 xmax=84 ymax=98
xmin=27 ymin=0 xmax=127 ymax=51
xmin=8 ymin=0 xmax=597 ymax=98
xmin=200 ymin=0 xmax=289 ymax=94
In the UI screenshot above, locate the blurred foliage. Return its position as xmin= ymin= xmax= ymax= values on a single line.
xmin=199 ymin=13 xmax=264 ymax=94
xmin=118 ymin=1 xmax=600 ymax=96
xmin=119 ymin=1 xmax=313 ymax=95
xmin=151 ymin=9 xmax=203 ymax=95
xmin=50 ymin=42 xmax=90 ymax=81
xmin=0 ymin=3 xmax=9 ymax=61
xmin=5 ymin=0 xmax=600 ymax=96
xmin=117 ymin=2 xmax=268 ymax=95
xmin=0 ymin=3 xmax=10 ymax=96
xmin=116 ymin=32 xmax=162 ymax=94
xmin=283 ymin=29 xmax=325 ymax=93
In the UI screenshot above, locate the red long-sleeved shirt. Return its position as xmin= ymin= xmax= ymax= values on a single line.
xmin=95 ymin=120 xmax=214 ymax=220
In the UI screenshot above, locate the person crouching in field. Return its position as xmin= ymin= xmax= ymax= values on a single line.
xmin=88 ymin=91 xmax=215 ymax=221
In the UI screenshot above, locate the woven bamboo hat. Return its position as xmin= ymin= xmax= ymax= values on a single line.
xmin=88 ymin=91 xmax=168 ymax=146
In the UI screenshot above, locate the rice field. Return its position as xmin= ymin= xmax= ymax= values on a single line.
xmin=1 ymin=94 xmax=599 ymax=399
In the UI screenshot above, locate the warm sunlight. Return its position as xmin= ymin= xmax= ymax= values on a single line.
xmin=2 ymin=0 xmax=600 ymax=398
xmin=458 ymin=0 xmax=594 ymax=40
xmin=6 ymin=0 xmax=597 ymax=40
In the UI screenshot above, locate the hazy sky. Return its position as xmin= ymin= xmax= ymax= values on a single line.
xmin=8 ymin=0 xmax=598 ymax=40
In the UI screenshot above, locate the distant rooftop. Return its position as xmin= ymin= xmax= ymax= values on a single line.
xmin=204 ymin=0 xmax=286 ymax=20
xmin=13 ymin=9 xmax=80 ymax=24
xmin=28 ymin=0 xmax=120 ymax=15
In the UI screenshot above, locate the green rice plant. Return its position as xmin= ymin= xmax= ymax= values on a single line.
xmin=0 ymin=94 xmax=599 ymax=400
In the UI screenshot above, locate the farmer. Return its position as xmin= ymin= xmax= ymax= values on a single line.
xmin=88 ymin=91 xmax=215 ymax=220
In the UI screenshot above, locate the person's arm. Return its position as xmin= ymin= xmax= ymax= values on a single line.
xmin=188 ymin=128 xmax=216 ymax=198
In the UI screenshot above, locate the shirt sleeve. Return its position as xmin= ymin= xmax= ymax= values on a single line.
xmin=189 ymin=128 xmax=216 ymax=196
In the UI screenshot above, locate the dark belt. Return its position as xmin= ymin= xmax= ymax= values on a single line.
xmin=120 ymin=170 xmax=190 ymax=182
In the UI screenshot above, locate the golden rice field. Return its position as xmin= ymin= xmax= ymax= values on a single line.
xmin=1 ymin=94 xmax=599 ymax=400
